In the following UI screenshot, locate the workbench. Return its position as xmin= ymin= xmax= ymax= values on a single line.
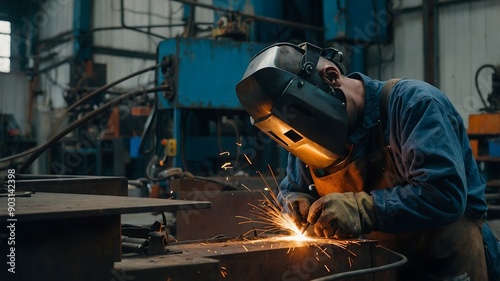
xmin=0 ymin=192 xmax=211 ymax=281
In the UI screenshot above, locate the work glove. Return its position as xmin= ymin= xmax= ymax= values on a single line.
xmin=307 ymin=191 xmax=376 ymax=239
xmin=281 ymin=192 xmax=316 ymax=227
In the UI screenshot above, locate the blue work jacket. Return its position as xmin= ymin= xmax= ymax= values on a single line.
xmin=279 ymin=72 xmax=488 ymax=233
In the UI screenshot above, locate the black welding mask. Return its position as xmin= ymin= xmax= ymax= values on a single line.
xmin=236 ymin=42 xmax=350 ymax=169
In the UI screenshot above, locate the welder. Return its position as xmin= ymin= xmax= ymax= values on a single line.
xmin=236 ymin=42 xmax=500 ymax=281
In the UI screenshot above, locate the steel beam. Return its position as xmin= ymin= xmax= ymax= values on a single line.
xmin=73 ymin=0 xmax=92 ymax=62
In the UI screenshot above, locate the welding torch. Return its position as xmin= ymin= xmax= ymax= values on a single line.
xmin=300 ymin=222 xmax=311 ymax=235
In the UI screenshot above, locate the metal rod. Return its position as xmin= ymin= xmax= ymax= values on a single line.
xmin=173 ymin=0 xmax=324 ymax=32
xmin=300 ymin=222 xmax=310 ymax=235
xmin=36 ymin=30 xmax=73 ymax=46
xmin=120 ymin=0 xmax=168 ymax=40
xmin=423 ymin=0 xmax=438 ymax=87
xmin=29 ymin=57 xmax=72 ymax=76
xmin=18 ymin=86 xmax=170 ymax=173
xmin=310 ymin=247 xmax=408 ymax=281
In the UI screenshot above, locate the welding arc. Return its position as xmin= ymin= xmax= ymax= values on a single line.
xmin=17 ymin=86 xmax=169 ymax=174
xmin=0 ymin=63 xmax=165 ymax=165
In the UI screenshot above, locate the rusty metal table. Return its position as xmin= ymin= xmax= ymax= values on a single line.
xmin=0 ymin=192 xmax=211 ymax=281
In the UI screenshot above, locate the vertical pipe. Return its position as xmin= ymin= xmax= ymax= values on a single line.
xmin=423 ymin=0 xmax=439 ymax=87
xmin=73 ymin=0 xmax=92 ymax=63
xmin=350 ymin=45 xmax=366 ymax=74
xmin=433 ymin=3 xmax=440 ymax=88
xmin=173 ymin=108 xmax=182 ymax=168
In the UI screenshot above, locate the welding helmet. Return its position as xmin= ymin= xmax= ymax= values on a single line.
xmin=236 ymin=42 xmax=349 ymax=169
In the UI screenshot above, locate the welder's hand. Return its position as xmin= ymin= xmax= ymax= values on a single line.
xmin=307 ymin=192 xmax=376 ymax=239
xmin=282 ymin=192 xmax=316 ymax=227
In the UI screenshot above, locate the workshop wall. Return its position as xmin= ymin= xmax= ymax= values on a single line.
xmin=92 ymin=0 xmax=213 ymax=90
xmin=366 ymin=0 xmax=500 ymax=127
xmin=438 ymin=0 xmax=500 ymax=122
xmin=365 ymin=6 xmax=424 ymax=82
xmin=0 ymin=73 xmax=29 ymax=134
xmin=31 ymin=0 xmax=74 ymax=173
xmin=37 ymin=0 xmax=73 ymax=109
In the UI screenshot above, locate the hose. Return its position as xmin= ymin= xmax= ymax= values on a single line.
xmin=474 ymin=64 xmax=497 ymax=112
xmin=0 ymin=63 xmax=166 ymax=164
xmin=17 ymin=86 xmax=168 ymax=173
xmin=50 ymin=63 xmax=165 ymax=137
xmin=310 ymin=246 xmax=408 ymax=280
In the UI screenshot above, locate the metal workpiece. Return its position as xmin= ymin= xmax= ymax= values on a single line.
xmin=0 ymin=191 xmax=211 ymax=281
xmin=116 ymin=237 xmax=407 ymax=281
xmin=172 ymin=176 xmax=282 ymax=241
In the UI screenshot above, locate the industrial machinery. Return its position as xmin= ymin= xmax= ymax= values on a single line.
xmin=470 ymin=64 xmax=500 ymax=218
xmin=0 ymin=114 xmax=36 ymax=160
xmin=145 ymin=37 xmax=286 ymax=179
xmin=322 ymin=0 xmax=389 ymax=44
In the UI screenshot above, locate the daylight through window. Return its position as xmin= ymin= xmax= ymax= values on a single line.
xmin=0 ymin=20 xmax=11 ymax=73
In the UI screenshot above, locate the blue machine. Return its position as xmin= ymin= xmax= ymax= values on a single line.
xmin=156 ymin=38 xmax=266 ymax=109
xmin=211 ymin=0 xmax=285 ymax=43
xmin=323 ymin=0 xmax=389 ymax=44
xmin=155 ymin=38 xmax=283 ymax=176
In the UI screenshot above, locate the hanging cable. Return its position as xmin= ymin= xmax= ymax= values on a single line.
xmin=51 ymin=62 xmax=164 ymax=136
xmin=17 ymin=86 xmax=168 ymax=173
xmin=310 ymin=247 xmax=407 ymax=280
xmin=0 ymin=63 xmax=166 ymax=164
xmin=475 ymin=64 xmax=497 ymax=111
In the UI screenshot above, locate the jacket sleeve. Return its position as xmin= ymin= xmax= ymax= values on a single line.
xmin=277 ymin=153 xmax=318 ymax=205
xmin=371 ymin=87 xmax=469 ymax=233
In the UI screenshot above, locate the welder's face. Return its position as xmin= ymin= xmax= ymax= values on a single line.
xmin=236 ymin=44 xmax=350 ymax=169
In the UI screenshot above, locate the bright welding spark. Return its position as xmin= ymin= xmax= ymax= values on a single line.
xmin=220 ymin=269 xmax=228 ymax=278
xmin=221 ymin=162 xmax=232 ymax=170
xmin=241 ymin=184 xmax=251 ymax=191
xmin=236 ymin=164 xmax=357 ymax=263
xmin=236 ymin=142 xmax=242 ymax=146
xmin=219 ymin=151 xmax=230 ymax=156
xmin=238 ymin=188 xmax=312 ymax=240
xmin=319 ymin=247 xmax=332 ymax=259
xmin=324 ymin=265 xmax=331 ymax=272
xmin=244 ymin=154 xmax=252 ymax=165
xmin=236 ymin=167 xmax=314 ymax=240
xmin=235 ymin=215 xmax=253 ymax=222
xmin=242 ymin=245 xmax=248 ymax=252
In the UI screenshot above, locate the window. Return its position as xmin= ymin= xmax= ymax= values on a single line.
xmin=0 ymin=20 xmax=11 ymax=73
